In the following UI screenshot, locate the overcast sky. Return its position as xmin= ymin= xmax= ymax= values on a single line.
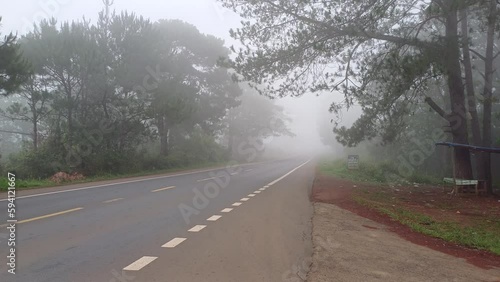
xmin=2 ymin=0 xmax=241 ymax=45
xmin=2 ymin=0 xmax=338 ymax=152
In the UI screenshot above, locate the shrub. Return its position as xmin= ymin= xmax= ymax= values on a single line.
xmin=8 ymin=146 xmax=63 ymax=179
xmin=80 ymin=149 xmax=142 ymax=176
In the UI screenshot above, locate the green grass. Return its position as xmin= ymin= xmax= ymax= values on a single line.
xmin=319 ymin=159 xmax=388 ymax=184
xmin=319 ymin=158 xmax=500 ymax=255
xmin=354 ymin=195 xmax=500 ymax=255
xmin=0 ymin=161 xmax=228 ymax=192
xmin=0 ymin=177 xmax=53 ymax=190
xmin=319 ymin=159 xmax=442 ymax=185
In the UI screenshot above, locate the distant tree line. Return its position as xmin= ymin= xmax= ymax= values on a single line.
xmin=0 ymin=3 xmax=292 ymax=179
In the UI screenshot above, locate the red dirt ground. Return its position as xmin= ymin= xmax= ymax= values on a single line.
xmin=311 ymin=172 xmax=500 ymax=270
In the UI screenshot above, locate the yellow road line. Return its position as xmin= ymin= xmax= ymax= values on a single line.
xmin=0 ymin=207 xmax=83 ymax=227
xmin=103 ymin=198 xmax=124 ymax=204
xmin=152 ymin=186 xmax=175 ymax=193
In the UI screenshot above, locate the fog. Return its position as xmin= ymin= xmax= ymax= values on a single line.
xmin=267 ymin=93 xmax=363 ymax=158
xmin=2 ymin=0 xmax=242 ymax=42
xmin=1 ymin=0 xmax=359 ymax=161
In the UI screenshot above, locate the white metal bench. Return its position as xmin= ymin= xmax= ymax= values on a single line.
xmin=443 ymin=178 xmax=486 ymax=195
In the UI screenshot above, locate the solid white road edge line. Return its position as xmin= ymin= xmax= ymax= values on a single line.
xmin=0 ymin=160 xmax=278 ymax=202
xmin=267 ymin=159 xmax=311 ymax=186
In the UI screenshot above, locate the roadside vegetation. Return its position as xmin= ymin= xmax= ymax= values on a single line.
xmin=0 ymin=2 xmax=293 ymax=190
xmin=319 ymin=159 xmax=500 ymax=256
xmin=319 ymin=159 xmax=442 ymax=186
xmin=0 ymin=160 xmax=228 ymax=191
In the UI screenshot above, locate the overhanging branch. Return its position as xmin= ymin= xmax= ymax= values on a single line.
xmin=425 ymin=96 xmax=447 ymax=119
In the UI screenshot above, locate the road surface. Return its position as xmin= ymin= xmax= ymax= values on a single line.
xmin=0 ymin=158 xmax=314 ymax=282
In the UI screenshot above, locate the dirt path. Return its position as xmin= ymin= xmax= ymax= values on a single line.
xmin=308 ymin=174 xmax=500 ymax=282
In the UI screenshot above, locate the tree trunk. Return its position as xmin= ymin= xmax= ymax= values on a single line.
xmin=444 ymin=2 xmax=473 ymax=179
xmin=158 ymin=116 xmax=170 ymax=156
xmin=33 ymin=114 xmax=38 ymax=151
xmin=482 ymin=0 xmax=497 ymax=194
xmin=66 ymin=82 xmax=74 ymax=147
xmin=460 ymin=8 xmax=484 ymax=180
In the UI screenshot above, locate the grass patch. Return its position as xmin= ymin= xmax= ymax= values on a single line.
xmin=319 ymin=159 xmax=441 ymax=185
xmin=353 ymin=194 xmax=500 ymax=255
xmin=319 ymin=159 xmax=389 ymax=184
xmin=321 ymin=158 xmax=500 ymax=255
xmin=0 ymin=177 xmax=53 ymax=190
xmin=0 ymin=161 xmax=228 ymax=191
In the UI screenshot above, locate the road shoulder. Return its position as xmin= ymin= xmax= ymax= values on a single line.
xmin=308 ymin=173 xmax=500 ymax=282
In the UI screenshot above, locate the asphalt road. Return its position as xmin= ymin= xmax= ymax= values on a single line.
xmin=0 ymin=158 xmax=314 ymax=282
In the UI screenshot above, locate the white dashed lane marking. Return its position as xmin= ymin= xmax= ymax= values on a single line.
xmin=103 ymin=198 xmax=124 ymax=204
xmin=162 ymin=238 xmax=187 ymax=248
xmin=197 ymin=177 xmax=216 ymax=182
xmin=120 ymin=161 xmax=312 ymax=273
xmin=188 ymin=225 xmax=206 ymax=232
xmin=207 ymin=215 xmax=222 ymax=221
xmin=152 ymin=186 xmax=175 ymax=193
xmin=123 ymin=256 xmax=158 ymax=271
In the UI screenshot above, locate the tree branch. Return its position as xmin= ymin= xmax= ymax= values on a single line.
xmin=261 ymin=0 xmax=438 ymax=51
xmin=425 ymin=96 xmax=447 ymax=119
xmin=470 ymin=48 xmax=486 ymax=61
